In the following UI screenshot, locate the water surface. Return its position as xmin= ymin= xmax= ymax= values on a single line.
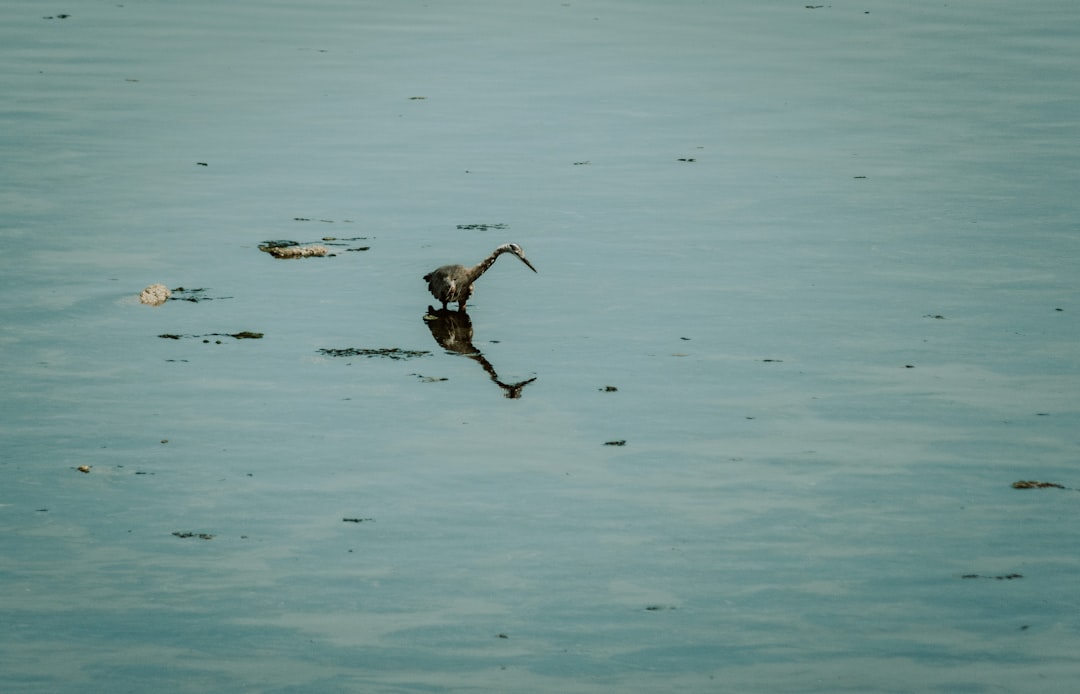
xmin=2 ymin=1 xmax=1079 ymax=692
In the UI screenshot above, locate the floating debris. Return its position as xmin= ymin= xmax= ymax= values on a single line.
xmin=961 ymin=573 xmax=1023 ymax=580
xmin=139 ymin=283 xmax=171 ymax=306
xmin=319 ymin=347 xmax=430 ymax=360
xmin=260 ymin=239 xmax=300 ymax=249
xmin=1011 ymin=480 xmax=1067 ymax=490
xmin=342 ymin=517 xmax=374 ymax=523
xmin=76 ymin=465 xmax=91 ymax=474
xmin=604 ymin=440 xmax=627 ymax=446
xmin=167 ymin=287 xmax=232 ymax=303
xmin=456 ymin=223 xmax=508 ymax=231
xmin=600 ymin=385 xmax=618 ymax=392
xmin=170 ymin=287 xmax=205 ymax=302
xmin=158 ymin=331 xmax=263 ymax=341
xmin=272 ymin=245 xmax=328 ymax=258
xmin=413 ymin=374 xmax=448 ymax=383
xmin=260 ymin=243 xmax=328 ymax=259
xmin=261 ymin=236 xmax=370 ymax=257
xmin=172 ymin=531 xmax=215 ymax=540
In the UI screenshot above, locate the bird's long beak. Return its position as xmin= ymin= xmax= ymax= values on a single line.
xmin=519 ymin=256 xmax=537 ymax=273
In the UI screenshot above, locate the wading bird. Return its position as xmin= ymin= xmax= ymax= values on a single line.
xmin=423 ymin=243 xmax=537 ymax=311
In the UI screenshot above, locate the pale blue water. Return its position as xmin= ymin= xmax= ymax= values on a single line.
xmin=3 ymin=1 xmax=1079 ymax=692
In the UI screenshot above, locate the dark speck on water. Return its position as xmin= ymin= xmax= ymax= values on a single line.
xmin=173 ymin=531 xmax=215 ymax=540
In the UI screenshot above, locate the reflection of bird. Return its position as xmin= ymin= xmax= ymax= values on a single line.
xmin=423 ymin=243 xmax=537 ymax=311
xmin=424 ymin=306 xmax=537 ymax=398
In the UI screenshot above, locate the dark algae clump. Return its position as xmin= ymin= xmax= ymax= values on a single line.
xmin=319 ymin=347 xmax=430 ymax=360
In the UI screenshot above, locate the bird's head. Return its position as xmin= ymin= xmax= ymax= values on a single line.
xmin=502 ymin=243 xmax=537 ymax=273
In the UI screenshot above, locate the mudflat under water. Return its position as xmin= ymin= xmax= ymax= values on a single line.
xmin=3 ymin=1 xmax=1079 ymax=692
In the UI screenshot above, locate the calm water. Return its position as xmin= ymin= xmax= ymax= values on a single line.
xmin=3 ymin=1 xmax=1079 ymax=692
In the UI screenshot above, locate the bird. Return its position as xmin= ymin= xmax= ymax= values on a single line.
xmin=423 ymin=243 xmax=537 ymax=311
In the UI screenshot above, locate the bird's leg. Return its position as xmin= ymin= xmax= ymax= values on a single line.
xmin=458 ymin=300 xmax=467 ymax=312
xmin=441 ymin=300 xmax=449 ymax=310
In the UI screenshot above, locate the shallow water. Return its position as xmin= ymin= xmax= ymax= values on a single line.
xmin=3 ymin=1 xmax=1080 ymax=692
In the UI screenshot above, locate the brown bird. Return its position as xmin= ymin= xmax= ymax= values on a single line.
xmin=423 ymin=243 xmax=537 ymax=311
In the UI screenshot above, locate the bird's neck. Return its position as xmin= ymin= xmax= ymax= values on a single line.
xmin=464 ymin=248 xmax=506 ymax=285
